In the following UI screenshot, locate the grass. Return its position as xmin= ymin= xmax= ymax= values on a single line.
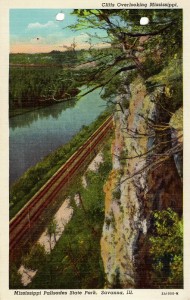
xmin=10 ymin=134 xmax=113 ymax=289
xmin=10 ymin=109 xmax=112 ymax=219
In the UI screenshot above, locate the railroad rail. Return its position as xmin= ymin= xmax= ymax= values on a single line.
xmin=10 ymin=115 xmax=113 ymax=257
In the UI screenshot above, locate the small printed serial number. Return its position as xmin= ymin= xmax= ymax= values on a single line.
xmin=162 ymin=292 xmax=179 ymax=296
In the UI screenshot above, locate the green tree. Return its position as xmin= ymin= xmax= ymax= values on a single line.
xmin=9 ymin=264 xmax=22 ymax=289
xmin=47 ymin=219 xmax=60 ymax=251
xmin=69 ymin=10 xmax=183 ymax=290
xmin=69 ymin=9 xmax=182 ymax=100
xmin=149 ymin=209 xmax=183 ymax=288
xmin=22 ymin=243 xmax=47 ymax=271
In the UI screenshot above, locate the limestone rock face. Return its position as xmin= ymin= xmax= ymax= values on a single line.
xmin=169 ymin=107 xmax=183 ymax=179
xmin=101 ymin=77 xmax=183 ymax=288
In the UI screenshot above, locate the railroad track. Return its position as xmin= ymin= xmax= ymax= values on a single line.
xmin=10 ymin=115 xmax=113 ymax=256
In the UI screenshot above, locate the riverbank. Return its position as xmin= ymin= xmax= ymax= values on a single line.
xmin=9 ymin=96 xmax=77 ymax=118
xmin=10 ymin=110 xmax=112 ymax=219
xmin=10 ymin=85 xmax=108 ymax=184
xmin=10 ymin=135 xmax=113 ymax=289
xmin=18 ymin=151 xmax=104 ymax=286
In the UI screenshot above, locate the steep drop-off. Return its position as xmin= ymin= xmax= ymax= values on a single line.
xmin=101 ymin=76 xmax=183 ymax=288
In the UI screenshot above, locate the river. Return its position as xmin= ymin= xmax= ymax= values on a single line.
xmin=9 ymin=87 xmax=107 ymax=185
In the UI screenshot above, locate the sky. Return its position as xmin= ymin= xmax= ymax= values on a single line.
xmin=10 ymin=9 xmax=107 ymax=53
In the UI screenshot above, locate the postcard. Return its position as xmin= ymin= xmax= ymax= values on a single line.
xmin=0 ymin=0 xmax=190 ymax=299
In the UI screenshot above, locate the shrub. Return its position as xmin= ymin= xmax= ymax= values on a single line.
xmin=149 ymin=208 xmax=183 ymax=288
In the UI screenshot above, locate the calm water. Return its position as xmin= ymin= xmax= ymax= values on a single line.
xmin=9 ymin=88 xmax=106 ymax=185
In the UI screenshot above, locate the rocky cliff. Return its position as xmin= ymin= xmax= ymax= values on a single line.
xmin=101 ymin=76 xmax=183 ymax=288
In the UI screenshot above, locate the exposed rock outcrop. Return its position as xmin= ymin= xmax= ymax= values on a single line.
xmin=170 ymin=107 xmax=183 ymax=179
xmin=101 ymin=77 xmax=183 ymax=288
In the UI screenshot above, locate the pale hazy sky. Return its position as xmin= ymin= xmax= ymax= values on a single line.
xmin=10 ymin=9 xmax=107 ymax=53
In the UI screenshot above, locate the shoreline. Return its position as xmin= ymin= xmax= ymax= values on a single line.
xmin=9 ymin=96 xmax=77 ymax=118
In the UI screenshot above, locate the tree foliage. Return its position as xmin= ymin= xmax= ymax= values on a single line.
xmin=9 ymin=264 xmax=22 ymax=289
xmin=69 ymin=9 xmax=183 ymax=289
xmin=26 ymin=137 xmax=113 ymax=289
xmin=9 ymin=110 xmax=111 ymax=219
xmin=22 ymin=243 xmax=47 ymax=271
xmin=9 ymin=67 xmax=80 ymax=109
xmin=149 ymin=209 xmax=183 ymax=288
xmin=9 ymin=9 xmax=183 ymax=289
xmin=69 ymin=9 xmax=182 ymax=100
